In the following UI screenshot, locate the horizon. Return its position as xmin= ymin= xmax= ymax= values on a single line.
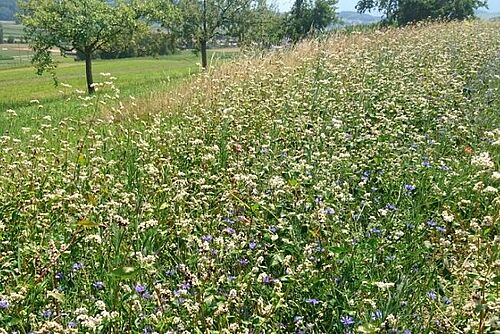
xmin=274 ymin=0 xmax=500 ymax=13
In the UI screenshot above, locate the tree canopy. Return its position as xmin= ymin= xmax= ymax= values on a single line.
xmin=287 ymin=0 xmax=338 ymax=42
xmin=356 ymin=0 xmax=488 ymax=25
xmin=19 ymin=0 xmax=147 ymax=94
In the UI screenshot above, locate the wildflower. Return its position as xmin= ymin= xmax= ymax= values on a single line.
xmin=403 ymin=330 xmax=412 ymax=334
xmin=443 ymin=296 xmax=451 ymax=305
xmin=249 ymin=241 xmax=257 ymax=249
xmin=42 ymin=309 xmax=53 ymax=318
xmin=135 ymin=284 xmax=146 ymax=294
xmin=201 ymin=235 xmax=213 ymax=242
xmin=427 ymin=291 xmax=437 ymax=300
xmin=371 ymin=309 xmax=383 ymax=320
xmin=68 ymin=321 xmax=77 ymax=328
xmin=0 ymin=300 xmax=9 ymax=309
xmin=72 ymin=262 xmax=84 ymax=271
xmin=404 ymin=184 xmax=416 ymax=193
xmin=224 ymin=227 xmax=235 ymax=234
xmin=426 ymin=219 xmax=437 ymax=227
xmin=305 ymin=298 xmax=320 ymax=305
xmin=92 ymin=281 xmax=105 ymax=290
xmin=340 ymin=315 xmax=355 ymax=326
xmin=268 ymin=225 xmax=277 ymax=233
xmin=238 ymin=258 xmax=249 ymax=266
xmin=324 ymin=207 xmax=335 ymax=215
xmin=385 ymin=203 xmax=397 ymax=210
xmin=435 ymin=226 xmax=446 ymax=233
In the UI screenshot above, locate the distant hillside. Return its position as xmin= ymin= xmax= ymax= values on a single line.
xmin=339 ymin=11 xmax=381 ymax=25
xmin=0 ymin=0 xmax=16 ymax=21
xmin=475 ymin=10 xmax=500 ymax=20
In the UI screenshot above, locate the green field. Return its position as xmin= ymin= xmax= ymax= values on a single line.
xmin=0 ymin=21 xmax=499 ymax=333
xmin=0 ymin=50 xmax=236 ymax=137
xmin=0 ymin=21 xmax=25 ymax=40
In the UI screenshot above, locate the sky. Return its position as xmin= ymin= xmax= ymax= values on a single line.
xmin=274 ymin=0 xmax=500 ymax=13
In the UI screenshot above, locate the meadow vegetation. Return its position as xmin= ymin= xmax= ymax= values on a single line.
xmin=0 ymin=21 xmax=499 ymax=333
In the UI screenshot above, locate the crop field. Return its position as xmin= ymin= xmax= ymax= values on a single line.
xmin=0 ymin=21 xmax=499 ymax=333
xmin=0 ymin=21 xmax=25 ymax=40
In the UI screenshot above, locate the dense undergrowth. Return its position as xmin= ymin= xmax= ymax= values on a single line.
xmin=0 ymin=21 xmax=499 ymax=333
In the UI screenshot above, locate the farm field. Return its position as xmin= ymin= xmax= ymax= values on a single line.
xmin=0 ymin=21 xmax=25 ymax=40
xmin=0 ymin=50 xmax=237 ymax=137
xmin=0 ymin=21 xmax=499 ymax=333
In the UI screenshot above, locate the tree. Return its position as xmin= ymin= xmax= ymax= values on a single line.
xmin=18 ymin=0 xmax=144 ymax=94
xmin=231 ymin=0 xmax=285 ymax=48
xmin=287 ymin=0 xmax=338 ymax=42
xmin=173 ymin=0 xmax=252 ymax=68
xmin=0 ymin=24 xmax=3 ymax=44
xmin=356 ymin=0 xmax=488 ymax=25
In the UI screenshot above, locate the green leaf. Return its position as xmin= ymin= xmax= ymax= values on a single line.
xmin=77 ymin=219 xmax=99 ymax=228
xmin=109 ymin=266 xmax=141 ymax=279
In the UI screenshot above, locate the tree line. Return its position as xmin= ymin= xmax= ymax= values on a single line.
xmin=17 ymin=0 xmax=489 ymax=94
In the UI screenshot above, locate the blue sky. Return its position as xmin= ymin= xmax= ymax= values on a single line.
xmin=274 ymin=0 xmax=500 ymax=13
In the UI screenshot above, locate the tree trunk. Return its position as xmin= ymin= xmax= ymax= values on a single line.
xmin=201 ymin=39 xmax=208 ymax=69
xmin=85 ymin=52 xmax=95 ymax=95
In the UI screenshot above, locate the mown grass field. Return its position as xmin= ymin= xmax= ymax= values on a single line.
xmin=0 ymin=21 xmax=499 ymax=333
xmin=0 ymin=50 xmax=236 ymax=137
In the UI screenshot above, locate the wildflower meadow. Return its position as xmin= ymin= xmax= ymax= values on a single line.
xmin=0 ymin=21 xmax=499 ymax=333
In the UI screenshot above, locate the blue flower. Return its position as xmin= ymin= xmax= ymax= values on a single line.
xmin=135 ymin=284 xmax=146 ymax=294
xmin=426 ymin=219 xmax=437 ymax=227
xmin=68 ymin=321 xmax=77 ymax=328
xmin=0 ymin=300 xmax=9 ymax=309
xmin=405 ymin=184 xmax=416 ymax=192
xmin=72 ymin=262 xmax=84 ymax=271
xmin=340 ymin=315 xmax=355 ymax=326
xmin=385 ymin=203 xmax=397 ymax=210
xmin=436 ymin=226 xmax=446 ymax=233
xmin=201 ymin=235 xmax=213 ymax=242
xmin=427 ymin=291 xmax=437 ymax=300
xmin=324 ymin=207 xmax=335 ymax=215
xmin=238 ymin=258 xmax=249 ymax=266
xmin=55 ymin=272 xmax=64 ymax=281
xmin=403 ymin=330 xmax=412 ymax=334
xmin=443 ymin=296 xmax=452 ymax=305
xmin=305 ymin=298 xmax=320 ymax=305
xmin=92 ymin=281 xmax=104 ymax=290
xmin=42 ymin=309 xmax=53 ymax=319
xmin=371 ymin=309 xmax=383 ymax=320
xmin=249 ymin=241 xmax=257 ymax=249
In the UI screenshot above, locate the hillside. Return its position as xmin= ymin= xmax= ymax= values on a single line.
xmin=0 ymin=21 xmax=499 ymax=332
xmin=339 ymin=10 xmax=381 ymax=25
xmin=0 ymin=0 xmax=16 ymax=21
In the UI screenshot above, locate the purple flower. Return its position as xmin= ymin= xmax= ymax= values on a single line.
xmin=92 ymin=281 xmax=104 ymax=290
xmin=436 ymin=226 xmax=446 ymax=233
xmin=427 ymin=291 xmax=437 ymax=300
xmin=180 ymin=282 xmax=191 ymax=290
xmin=403 ymin=330 xmax=412 ymax=334
xmin=371 ymin=309 xmax=383 ymax=320
xmin=135 ymin=284 xmax=146 ymax=294
xmin=426 ymin=219 xmax=437 ymax=227
xmin=324 ymin=207 xmax=335 ymax=215
xmin=142 ymin=291 xmax=152 ymax=300
xmin=42 ymin=309 xmax=53 ymax=318
xmin=443 ymin=296 xmax=452 ymax=305
xmin=68 ymin=321 xmax=77 ymax=328
xmin=201 ymin=235 xmax=213 ymax=242
xmin=422 ymin=160 xmax=431 ymax=167
xmin=405 ymin=184 xmax=416 ymax=192
xmin=224 ymin=227 xmax=235 ymax=234
xmin=223 ymin=217 xmax=235 ymax=225
xmin=0 ymin=300 xmax=9 ymax=309
xmin=268 ymin=225 xmax=277 ymax=233
xmin=55 ymin=272 xmax=64 ymax=281
xmin=305 ymin=298 xmax=319 ymax=305
xmin=262 ymin=275 xmax=274 ymax=284
xmin=340 ymin=315 xmax=355 ymax=326
xmin=238 ymin=258 xmax=249 ymax=266
xmin=72 ymin=262 xmax=84 ymax=271
xmin=165 ymin=269 xmax=176 ymax=276
xmin=227 ymin=275 xmax=236 ymax=282
xmin=370 ymin=227 xmax=381 ymax=235
xmin=249 ymin=241 xmax=257 ymax=249
xmin=385 ymin=203 xmax=397 ymax=210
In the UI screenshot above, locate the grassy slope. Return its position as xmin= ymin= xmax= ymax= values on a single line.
xmin=0 ymin=22 xmax=498 ymax=333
